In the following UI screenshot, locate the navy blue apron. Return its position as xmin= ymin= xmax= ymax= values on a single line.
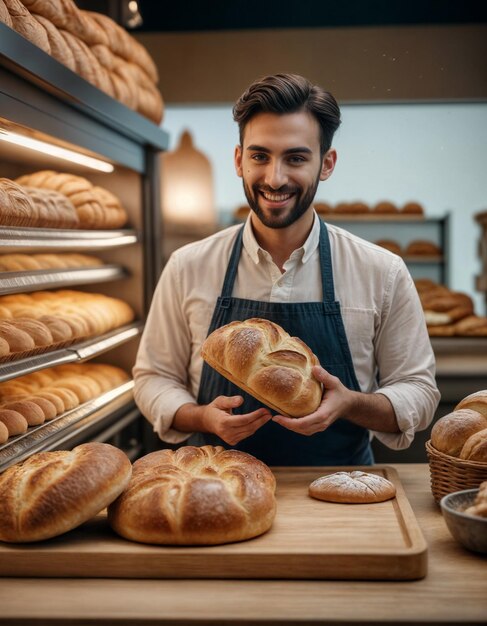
xmin=195 ymin=220 xmax=373 ymax=466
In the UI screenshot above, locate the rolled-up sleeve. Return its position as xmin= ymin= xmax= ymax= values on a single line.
xmin=132 ymin=253 xmax=194 ymax=444
xmin=371 ymin=258 xmax=440 ymax=449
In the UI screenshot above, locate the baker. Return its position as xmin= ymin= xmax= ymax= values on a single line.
xmin=134 ymin=73 xmax=440 ymax=465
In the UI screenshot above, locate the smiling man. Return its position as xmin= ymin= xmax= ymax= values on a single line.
xmin=134 ymin=73 xmax=440 ymax=465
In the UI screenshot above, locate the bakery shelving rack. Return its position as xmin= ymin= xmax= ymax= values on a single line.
xmin=0 ymin=23 xmax=169 ymax=469
xmin=318 ymin=213 xmax=451 ymax=285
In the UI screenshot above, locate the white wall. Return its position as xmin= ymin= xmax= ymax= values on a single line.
xmin=161 ymin=102 xmax=487 ymax=314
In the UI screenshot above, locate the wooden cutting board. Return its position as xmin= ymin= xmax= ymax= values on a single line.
xmin=0 ymin=466 xmax=427 ymax=580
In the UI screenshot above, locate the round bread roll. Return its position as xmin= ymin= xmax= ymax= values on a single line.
xmin=375 ymin=239 xmax=402 ymax=255
xmin=431 ymin=409 xmax=487 ymax=457
xmin=108 ymin=445 xmax=277 ymax=545
xmin=404 ymin=240 xmax=441 ymax=256
xmin=455 ymin=390 xmax=487 ymax=418
xmin=401 ymin=201 xmax=424 ymax=215
xmin=0 ymin=442 xmax=132 ymax=543
xmin=372 ymin=201 xmax=397 ymax=214
xmin=314 ymin=202 xmax=333 ymax=214
xmin=459 ymin=428 xmax=487 ymax=462
xmin=309 ymin=471 xmax=396 ymax=504
xmin=201 ymin=318 xmax=322 ymax=417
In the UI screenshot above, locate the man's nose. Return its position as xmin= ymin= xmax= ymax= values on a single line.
xmin=264 ymin=162 xmax=288 ymax=189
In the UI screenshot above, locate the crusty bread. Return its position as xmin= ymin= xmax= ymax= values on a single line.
xmin=431 ymin=408 xmax=487 ymax=457
xmin=372 ymin=201 xmax=398 ymax=214
xmin=201 ymin=318 xmax=322 ymax=417
xmin=455 ymin=390 xmax=487 ymax=418
xmin=459 ymin=429 xmax=487 ymax=462
xmin=405 ymin=240 xmax=442 ymax=256
xmin=465 ymin=480 xmax=487 ymax=517
xmin=309 ymin=471 xmax=396 ymax=504
xmin=0 ymin=442 xmax=132 ymax=543
xmin=375 ymin=239 xmax=402 ymax=255
xmin=108 ymin=445 xmax=276 ymax=545
xmin=401 ymin=201 xmax=424 ymax=215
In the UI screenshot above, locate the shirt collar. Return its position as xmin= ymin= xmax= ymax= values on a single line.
xmin=242 ymin=210 xmax=321 ymax=265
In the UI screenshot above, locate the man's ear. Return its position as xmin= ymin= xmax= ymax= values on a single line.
xmin=234 ymin=144 xmax=244 ymax=178
xmin=319 ymin=148 xmax=337 ymax=181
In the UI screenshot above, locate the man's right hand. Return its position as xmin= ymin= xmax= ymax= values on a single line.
xmin=201 ymin=395 xmax=272 ymax=446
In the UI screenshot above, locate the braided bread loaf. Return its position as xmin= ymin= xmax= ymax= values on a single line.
xmin=15 ymin=171 xmax=128 ymax=229
xmin=108 ymin=445 xmax=277 ymax=545
xmin=0 ymin=442 xmax=132 ymax=542
xmin=201 ymin=318 xmax=322 ymax=417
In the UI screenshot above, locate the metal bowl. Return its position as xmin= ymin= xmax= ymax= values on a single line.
xmin=440 ymin=488 xmax=487 ymax=555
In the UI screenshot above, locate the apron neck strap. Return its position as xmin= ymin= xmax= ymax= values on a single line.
xmin=318 ymin=219 xmax=336 ymax=302
xmin=220 ymin=220 xmax=336 ymax=302
xmin=220 ymin=226 xmax=244 ymax=298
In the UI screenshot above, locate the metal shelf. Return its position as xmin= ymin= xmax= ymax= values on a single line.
xmin=0 ymin=321 xmax=144 ymax=383
xmin=0 ymin=380 xmax=135 ymax=472
xmin=0 ymin=226 xmax=138 ymax=252
xmin=0 ymin=264 xmax=128 ymax=294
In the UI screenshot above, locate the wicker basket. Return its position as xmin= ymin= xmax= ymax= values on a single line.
xmin=425 ymin=440 xmax=487 ymax=503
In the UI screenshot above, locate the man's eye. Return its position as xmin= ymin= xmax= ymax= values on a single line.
xmin=288 ymin=156 xmax=306 ymax=164
xmin=251 ymin=153 xmax=268 ymax=162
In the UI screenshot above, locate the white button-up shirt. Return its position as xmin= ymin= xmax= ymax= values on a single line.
xmin=133 ymin=212 xmax=440 ymax=449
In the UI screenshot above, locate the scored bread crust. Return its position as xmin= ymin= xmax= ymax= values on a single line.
xmin=201 ymin=318 xmax=322 ymax=417
xmin=0 ymin=442 xmax=132 ymax=542
xmin=309 ymin=471 xmax=396 ymax=504
xmin=108 ymin=445 xmax=277 ymax=545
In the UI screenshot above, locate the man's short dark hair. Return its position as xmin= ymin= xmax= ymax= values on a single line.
xmin=233 ymin=73 xmax=341 ymax=156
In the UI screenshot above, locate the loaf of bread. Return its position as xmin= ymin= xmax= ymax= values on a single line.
xmin=456 ymin=390 xmax=487 ymax=418
xmin=15 ymin=171 xmax=128 ymax=229
xmin=314 ymin=202 xmax=333 ymax=215
xmin=108 ymin=445 xmax=277 ymax=545
xmin=465 ymin=481 xmax=487 ymax=517
xmin=405 ymin=240 xmax=442 ymax=256
xmin=334 ymin=202 xmax=369 ymax=214
xmin=401 ymin=202 xmax=424 ymax=215
xmin=0 ymin=442 xmax=132 ymax=542
xmin=0 ymin=363 xmax=129 ymax=441
xmin=0 ymin=252 xmax=103 ymax=271
xmin=454 ymin=315 xmax=487 ymax=337
xmin=431 ymin=404 xmax=487 ymax=462
xmin=0 ymin=0 xmax=164 ymax=123
xmin=201 ymin=318 xmax=322 ymax=417
xmin=375 ymin=239 xmax=402 ymax=255
xmin=309 ymin=471 xmax=396 ymax=503
xmin=372 ymin=201 xmax=398 ymax=214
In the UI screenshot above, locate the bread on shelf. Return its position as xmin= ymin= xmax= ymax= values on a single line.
xmin=0 ymin=442 xmax=132 ymax=542
xmin=15 ymin=171 xmax=128 ymax=229
xmin=374 ymin=239 xmax=402 ymax=255
xmin=0 ymin=290 xmax=135 ymax=361
xmin=0 ymin=362 xmax=130 ymax=442
xmin=404 ymin=240 xmax=442 ymax=256
xmin=371 ymin=201 xmax=398 ymax=214
xmin=0 ymin=0 xmax=164 ymax=123
xmin=0 ymin=252 xmax=103 ymax=271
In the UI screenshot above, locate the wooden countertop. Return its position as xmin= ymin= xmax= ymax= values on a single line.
xmin=0 ymin=464 xmax=485 ymax=625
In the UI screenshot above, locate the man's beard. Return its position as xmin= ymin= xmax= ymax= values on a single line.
xmin=242 ymin=171 xmax=321 ymax=229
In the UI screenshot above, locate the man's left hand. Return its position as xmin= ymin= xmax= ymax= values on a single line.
xmin=272 ymin=365 xmax=354 ymax=435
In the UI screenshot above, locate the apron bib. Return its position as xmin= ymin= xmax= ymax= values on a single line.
xmin=195 ymin=220 xmax=373 ymax=466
